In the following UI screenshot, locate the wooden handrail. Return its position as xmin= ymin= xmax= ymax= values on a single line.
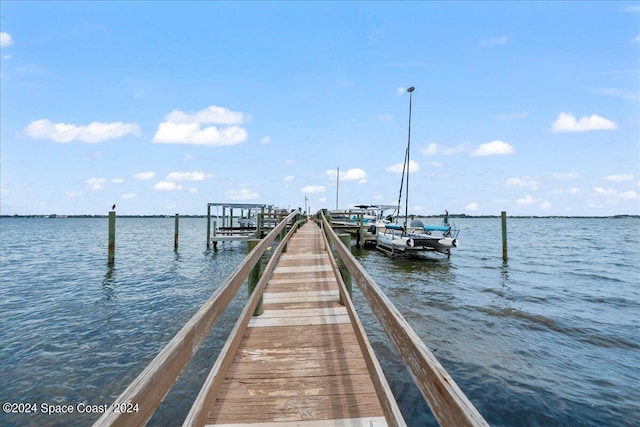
xmin=93 ymin=210 xmax=299 ymax=427
xmin=182 ymin=218 xmax=304 ymax=426
xmin=319 ymin=212 xmax=489 ymax=427
xmin=318 ymin=220 xmax=407 ymax=427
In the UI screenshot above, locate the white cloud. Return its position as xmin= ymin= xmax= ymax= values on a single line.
xmin=506 ymin=177 xmax=539 ymax=190
xmin=466 ymin=202 xmax=479 ymax=211
xmin=260 ymin=136 xmax=272 ymax=144
xmin=153 ymin=105 xmax=249 ymax=146
xmin=86 ymin=177 xmax=106 ymax=191
xmin=603 ymin=174 xmax=634 ymax=182
xmin=633 ymin=34 xmax=640 ymax=44
xmin=377 ymin=113 xmax=393 ymax=122
xmin=471 ymin=140 xmax=515 ymax=156
xmin=593 ymin=187 xmax=617 ymax=197
xmin=541 ymin=202 xmax=552 ymax=210
xmin=568 ymin=188 xmax=582 ymax=196
xmin=516 ymin=195 xmax=534 ymax=205
xmin=188 ymin=187 xmax=198 ymax=194
xmin=385 ymin=160 xmax=420 ymax=173
xmin=154 ymin=181 xmax=182 ymax=191
xmin=396 ymin=87 xmax=406 ymax=96
xmin=0 ymin=32 xmax=13 ymax=47
xmin=112 ymin=178 xmax=124 ymax=184
xmin=166 ymin=171 xmax=207 ymax=181
xmin=619 ymin=190 xmax=638 ymax=199
xmin=326 ymin=168 xmax=368 ymax=183
xmin=318 ymin=197 xmax=328 ymax=203
xmin=551 ymin=112 xmax=617 ymax=132
xmin=65 ymin=191 xmax=83 ymax=197
xmin=121 ymin=193 xmax=136 ymax=199
xmin=24 ymin=119 xmax=141 ymax=143
xmin=134 ymin=172 xmax=155 ymax=180
xmin=166 ymin=106 xmax=246 ymax=125
xmin=592 ymin=88 xmax=640 ymax=101
xmin=225 ymin=188 xmax=259 ymax=200
xmin=301 ymin=185 xmax=326 ymax=194
xmin=284 ymin=175 xmax=295 ymax=182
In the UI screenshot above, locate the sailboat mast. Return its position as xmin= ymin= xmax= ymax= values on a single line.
xmin=405 ymin=86 xmax=415 ymax=230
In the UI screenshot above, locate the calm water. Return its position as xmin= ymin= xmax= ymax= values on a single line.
xmin=1 ymin=217 xmax=638 ymax=426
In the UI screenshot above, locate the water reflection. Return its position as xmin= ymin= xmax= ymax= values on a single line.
xmin=102 ymin=265 xmax=116 ymax=301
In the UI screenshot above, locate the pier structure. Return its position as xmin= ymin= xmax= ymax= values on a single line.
xmin=95 ymin=210 xmax=488 ymax=427
xmin=206 ymin=202 xmax=289 ymax=249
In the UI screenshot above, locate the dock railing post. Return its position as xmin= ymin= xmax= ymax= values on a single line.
xmin=174 ymin=213 xmax=179 ymax=251
xmin=502 ymin=211 xmax=508 ymax=261
xmin=108 ymin=210 xmax=115 ymax=266
xmin=357 ymin=212 xmax=363 ymax=248
xmin=247 ymin=238 xmax=264 ymax=316
xmin=337 ymin=233 xmax=352 ymax=305
xmin=206 ymin=205 xmax=211 ymax=249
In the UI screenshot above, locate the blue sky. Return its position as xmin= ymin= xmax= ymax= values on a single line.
xmin=1 ymin=1 xmax=638 ymax=216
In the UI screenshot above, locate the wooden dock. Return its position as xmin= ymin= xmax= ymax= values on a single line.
xmin=196 ymin=221 xmax=391 ymax=426
xmin=94 ymin=211 xmax=488 ymax=427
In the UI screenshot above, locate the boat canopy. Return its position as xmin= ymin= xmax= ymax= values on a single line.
xmin=385 ymin=224 xmax=404 ymax=231
xmin=424 ymin=225 xmax=451 ymax=232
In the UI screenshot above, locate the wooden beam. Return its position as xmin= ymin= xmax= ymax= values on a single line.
xmin=320 ymin=213 xmax=488 ymax=427
xmin=182 ymin=218 xmax=301 ymax=427
xmin=93 ymin=211 xmax=299 ymax=427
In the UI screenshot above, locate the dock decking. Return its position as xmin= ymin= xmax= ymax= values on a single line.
xmin=201 ymin=222 xmax=389 ymax=426
xmin=94 ymin=211 xmax=487 ymax=427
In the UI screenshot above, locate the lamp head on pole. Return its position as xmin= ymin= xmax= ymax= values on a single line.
xmin=407 ymin=86 xmax=415 ymax=93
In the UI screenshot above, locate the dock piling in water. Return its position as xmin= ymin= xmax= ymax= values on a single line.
xmin=502 ymin=211 xmax=508 ymax=261
xmin=107 ymin=210 xmax=115 ymax=265
xmin=247 ymin=239 xmax=264 ymax=316
xmin=174 ymin=214 xmax=179 ymax=251
xmin=337 ymin=233 xmax=352 ymax=305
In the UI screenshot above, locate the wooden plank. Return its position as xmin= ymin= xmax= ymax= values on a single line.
xmin=206 ymin=415 xmax=387 ymax=427
xmin=248 ymin=314 xmax=351 ymax=327
xmin=188 ymin=221 xmax=391 ymax=427
xmin=263 ymin=290 xmax=338 ymax=302
xmin=182 ymin=217 xmax=302 ymax=427
xmin=274 ymin=265 xmax=333 ymax=273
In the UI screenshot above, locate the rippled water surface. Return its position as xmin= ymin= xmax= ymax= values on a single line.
xmin=1 ymin=217 xmax=638 ymax=426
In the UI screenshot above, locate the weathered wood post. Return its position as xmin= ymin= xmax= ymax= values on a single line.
xmin=174 ymin=214 xmax=179 ymax=251
xmin=501 ymin=211 xmax=508 ymax=261
xmin=247 ymin=239 xmax=264 ymax=316
xmin=357 ymin=212 xmax=364 ymax=248
xmin=279 ymin=219 xmax=287 ymax=253
xmin=108 ymin=210 xmax=115 ymax=265
xmin=337 ymin=233 xmax=352 ymax=306
xmin=206 ymin=204 xmax=211 ymax=249
xmin=256 ymin=212 xmax=262 ymax=239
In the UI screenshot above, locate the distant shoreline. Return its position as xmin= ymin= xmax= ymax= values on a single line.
xmin=1 ymin=214 xmax=638 ymax=219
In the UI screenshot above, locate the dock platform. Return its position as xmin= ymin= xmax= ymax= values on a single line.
xmin=94 ymin=211 xmax=487 ymax=427
xmin=201 ymin=221 xmax=388 ymax=425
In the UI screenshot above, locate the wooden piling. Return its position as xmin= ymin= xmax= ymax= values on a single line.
xmin=174 ymin=214 xmax=179 ymax=251
xmin=337 ymin=233 xmax=352 ymax=305
xmin=357 ymin=212 xmax=364 ymax=248
xmin=247 ymin=239 xmax=264 ymax=316
xmin=108 ymin=210 xmax=115 ymax=265
xmin=206 ymin=205 xmax=211 ymax=249
xmin=501 ymin=211 xmax=508 ymax=261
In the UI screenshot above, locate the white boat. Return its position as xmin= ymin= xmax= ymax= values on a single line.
xmin=376 ymin=214 xmax=459 ymax=257
xmin=376 ymin=86 xmax=459 ymax=258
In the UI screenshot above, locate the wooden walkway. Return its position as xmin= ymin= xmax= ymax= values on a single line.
xmin=203 ymin=221 xmax=388 ymax=426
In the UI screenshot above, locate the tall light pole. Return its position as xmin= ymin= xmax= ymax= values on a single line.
xmin=304 ymin=195 xmax=308 ymax=216
xmin=404 ymin=86 xmax=415 ymax=229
